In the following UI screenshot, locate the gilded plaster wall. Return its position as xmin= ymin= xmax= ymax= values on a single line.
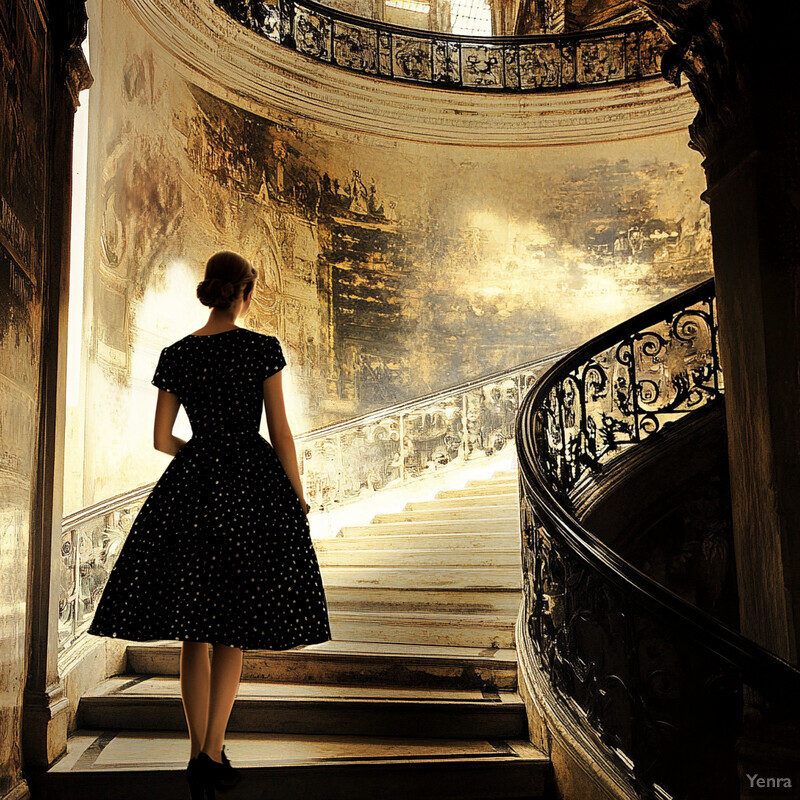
xmin=0 ymin=0 xmax=48 ymax=794
xmin=79 ymin=0 xmax=711 ymax=506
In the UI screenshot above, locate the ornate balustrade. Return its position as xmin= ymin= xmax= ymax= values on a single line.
xmin=58 ymin=350 xmax=562 ymax=658
xmin=296 ymin=351 xmax=563 ymax=511
xmin=516 ymin=278 xmax=800 ymax=799
xmin=59 ymin=487 xmax=152 ymax=654
xmin=215 ymin=0 xmax=669 ymax=91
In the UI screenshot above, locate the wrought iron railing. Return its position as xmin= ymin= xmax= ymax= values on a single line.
xmin=516 ymin=278 xmax=800 ymax=799
xmin=58 ymin=350 xmax=562 ymax=657
xmin=215 ymin=0 xmax=669 ymax=91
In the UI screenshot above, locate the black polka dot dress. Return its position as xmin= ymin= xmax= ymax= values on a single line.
xmin=87 ymin=327 xmax=332 ymax=651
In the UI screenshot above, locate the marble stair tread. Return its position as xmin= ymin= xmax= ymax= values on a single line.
xmin=463 ymin=479 xmax=518 ymax=489
xmin=435 ymin=487 xmax=518 ymax=499
xmin=89 ymin=675 xmax=521 ymax=701
xmin=317 ymin=549 xmax=521 ymax=568
xmin=320 ymin=566 xmax=522 ymax=590
xmin=337 ymin=519 xmax=520 ymax=537
xmin=327 ymin=609 xmax=516 ymax=626
xmin=80 ymin=676 xmax=528 ymax=737
xmin=41 ymin=730 xmax=548 ymax=799
xmin=126 ymin=640 xmax=518 ymax=690
xmin=372 ymin=507 xmax=519 ymax=523
xmin=316 ymin=531 xmax=519 ymax=550
xmin=328 ymin=610 xmax=516 ymax=649
xmin=323 ymin=587 xmax=522 ymax=614
xmin=405 ymin=495 xmax=517 ymax=510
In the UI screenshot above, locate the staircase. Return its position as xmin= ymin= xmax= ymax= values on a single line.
xmin=38 ymin=468 xmax=550 ymax=799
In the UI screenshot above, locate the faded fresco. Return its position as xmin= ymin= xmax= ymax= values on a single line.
xmin=79 ymin=0 xmax=711 ymax=505
xmin=0 ymin=0 xmax=48 ymax=794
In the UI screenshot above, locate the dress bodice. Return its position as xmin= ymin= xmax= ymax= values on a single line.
xmin=151 ymin=328 xmax=286 ymax=437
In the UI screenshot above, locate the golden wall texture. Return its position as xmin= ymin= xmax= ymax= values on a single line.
xmin=78 ymin=0 xmax=711 ymax=507
xmin=0 ymin=0 xmax=48 ymax=793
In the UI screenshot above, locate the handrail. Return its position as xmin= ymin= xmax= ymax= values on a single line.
xmin=214 ymin=0 xmax=669 ymax=92
xmin=515 ymin=278 xmax=800 ymax=799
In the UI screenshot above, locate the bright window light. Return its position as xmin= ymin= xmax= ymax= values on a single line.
xmin=450 ymin=0 xmax=492 ymax=35
xmin=385 ymin=0 xmax=431 ymax=13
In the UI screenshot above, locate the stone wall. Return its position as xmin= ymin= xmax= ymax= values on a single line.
xmin=0 ymin=0 xmax=50 ymax=796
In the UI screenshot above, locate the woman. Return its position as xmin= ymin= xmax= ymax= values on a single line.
xmin=87 ymin=251 xmax=332 ymax=799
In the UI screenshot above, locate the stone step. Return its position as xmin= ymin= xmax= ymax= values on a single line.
xmin=315 ymin=531 xmax=519 ymax=552
xmin=406 ymin=495 xmax=517 ymax=511
xmin=491 ymin=470 xmax=518 ymax=479
xmin=317 ymin=548 xmax=521 ymax=568
xmin=79 ymin=677 xmax=528 ymax=739
xmin=337 ymin=519 xmax=519 ymax=538
xmin=372 ymin=506 xmax=519 ymax=523
xmin=435 ymin=487 xmax=518 ymax=499
xmin=324 ymin=586 xmax=521 ymax=615
xmin=37 ymin=729 xmax=548 ymax=800
xmin=328 ymin=610 xmax=516 ymax=649
xmin=126 ymin=641 xmax=519 ymax=691
xmin=464 ymin=478 xmax=518 ymax=490
xmin=321 ymin=567 xmax=521 ymax=590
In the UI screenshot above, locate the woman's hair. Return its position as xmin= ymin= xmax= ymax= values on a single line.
xmin=196 ymin=251 xmax=257 ymax=310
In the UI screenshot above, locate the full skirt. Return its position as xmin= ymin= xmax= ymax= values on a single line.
xmin=87 ymin=432 xmax=332 ymax=651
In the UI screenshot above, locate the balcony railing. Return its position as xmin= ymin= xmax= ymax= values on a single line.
xmin=215 ymin=0 xmax=669 ymax=92
xmin=58 ymin=349 xmax=563 ymax=657
xmin=516 ymin=279 xmax=800 ymax=799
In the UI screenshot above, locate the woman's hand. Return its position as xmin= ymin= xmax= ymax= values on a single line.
xmin=301 ymin=498 xmax=311 ymax=515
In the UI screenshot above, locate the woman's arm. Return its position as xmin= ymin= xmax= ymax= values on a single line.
xmin=263 ymin=371 xmax=309 ymax=513
xmin=153 ymin=389 xmax=188 ymax=455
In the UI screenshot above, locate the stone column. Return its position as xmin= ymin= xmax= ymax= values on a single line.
xmin=642 ymin=0 xmax=800 ymax=669
xmin=639 ymin=1 xmax=800 ymax=790
xmin=22 ymin=0 xmax=92 ymax=769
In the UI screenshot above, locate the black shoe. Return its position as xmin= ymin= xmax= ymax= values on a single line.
xmin=197 ymin=750 xmax=242 ymax=792
xmin=219 ymin=747 xmax=240 ymax=784
xmin=186 ymin=756 xmax=207 ymax=800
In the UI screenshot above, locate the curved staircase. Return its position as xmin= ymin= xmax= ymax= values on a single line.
xmin=37 ymin=469 xmax=550 ymax=799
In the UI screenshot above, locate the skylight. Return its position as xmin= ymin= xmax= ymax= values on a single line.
xmin=449 ymin=0 xmax=492 ymax=35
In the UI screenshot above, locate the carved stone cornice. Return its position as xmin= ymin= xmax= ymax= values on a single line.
xmin=636 ymin=0 xmax=753 ymax=163
xmin=46 ymin=0 xmax=94 ymax=104
xmin=124 ymin=0 xmax=696 ymax=145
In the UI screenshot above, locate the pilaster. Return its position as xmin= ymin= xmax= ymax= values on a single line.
xmin=22 ymin=0 xmax=93 ymax=770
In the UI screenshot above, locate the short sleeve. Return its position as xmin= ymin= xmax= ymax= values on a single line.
xmin=260 ymin=336 xmax=286 ymax=381
xmin=151 ymin=346 xmax=181 ymax=394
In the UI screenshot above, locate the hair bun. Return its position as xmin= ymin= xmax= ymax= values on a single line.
xmin=196 ymin=251 xmax=258 ymax=310
xmin=197 ymin=277 xmax=236 ymax=309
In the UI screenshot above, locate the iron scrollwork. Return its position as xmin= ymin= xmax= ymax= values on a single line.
xmin=214 ymin=0 xmax=669 ymax=93
xmin=535 ymin=293 xmax=722 ymax=498
xmin=516 ymin=280 xmax=769 ymax=799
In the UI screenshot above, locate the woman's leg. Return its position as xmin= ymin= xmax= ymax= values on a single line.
xmin=202 ymin=643 xmax=244 ymax=762
xmin=180 ymin=641 xmax=211 ymax=759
